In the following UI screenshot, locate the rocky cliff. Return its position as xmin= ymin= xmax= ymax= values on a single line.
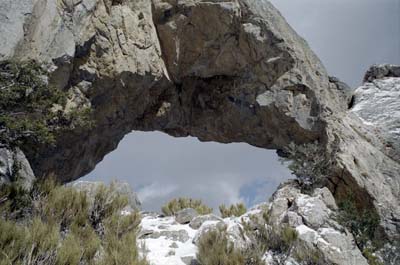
xmin=0 ymin=0 xmax=399 ymax=263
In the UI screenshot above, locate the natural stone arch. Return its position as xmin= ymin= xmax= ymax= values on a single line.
xmin=1 ymin=0 xmax=399 ymax=241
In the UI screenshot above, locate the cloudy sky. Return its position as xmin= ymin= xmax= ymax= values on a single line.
xmin=83 ymin=0 xmax=400 ymax=212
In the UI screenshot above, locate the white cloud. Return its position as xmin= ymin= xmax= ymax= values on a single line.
xmin=137 ymin=182 xmax=178 ymax=203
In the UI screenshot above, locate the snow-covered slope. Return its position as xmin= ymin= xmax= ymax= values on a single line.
xmin=137 ymin=182 xmax=368 ymax=265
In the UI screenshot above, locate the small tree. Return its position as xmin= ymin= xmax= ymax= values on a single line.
xmin=280 ymin=142 xmax=332 ymax=191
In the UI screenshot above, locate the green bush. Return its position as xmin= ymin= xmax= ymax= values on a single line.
xmin=0 ymin=219 xmax=29 ymax=265
xmin=197 ymin=227 xmax=245 ymax=265
xmin=241 ymin=210 xmax=300 ymax=261
xmin=293 ymin=242 xmax=331 ymax=265
xmin=42 ymin=186 xmax=89 ymax=229
xmin=101 ymin=212 xmax=147 ymax=265
xmin=0 ymin=60 xmax=93 ymax=147
xmin=0 ymin=179 xmax=148 ymax=265
xmin=337 ymin=196 xmax=382 ymax=261
xmin=362 ymin=247 xmax=383 ymax=265
xmin=161 ymin=197 xmax=212 ymax=216
xmin=219 ymin=203 xmax=247 ymax=218
xmin=197 ymin=209 xmax=301 ymax=265
xmin=280 ymin=142 xmax=333 ymax=190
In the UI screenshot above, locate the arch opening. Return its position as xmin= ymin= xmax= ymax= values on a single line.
xmin=81 ymin=131 xmax=292 ymax=212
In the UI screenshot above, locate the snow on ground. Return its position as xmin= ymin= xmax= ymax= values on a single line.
xmin=139 ymin=214 xmax=198 ymax=265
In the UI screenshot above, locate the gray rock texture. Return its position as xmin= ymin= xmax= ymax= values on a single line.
xmin=0 ymin=0 xmax=399 ymax=253
xmin=140 ymin=181 xmax=369 ymax=265
xmin=269 ymin=181 xmax=368 ymax=265
xmin=0 ymin=147 xmax=35 ymax=190
xmin=189 ymin=214 xmax=223 ymax=229
xmin=175 ymin=208 xmax=199 ymax=224
xmin=351 ymin=67 xmax=400 ymax=162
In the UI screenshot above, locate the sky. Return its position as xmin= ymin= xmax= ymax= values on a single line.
xmin=83 ymin=0 xmax=400 ymax=212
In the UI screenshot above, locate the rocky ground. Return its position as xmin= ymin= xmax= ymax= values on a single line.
xmin=132 ymin=181 xmax=368 ymax=265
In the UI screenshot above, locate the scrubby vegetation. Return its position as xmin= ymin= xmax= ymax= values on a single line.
xmin=161 ymin=197 xmax=212 ymax=216
xmin=0 ymin=179 xmax=147 ymax=265
xmin=197 ymin=227 xmax=246 ymax=265
xmin=280 ymin=142 xmax=333 ymax=191
xmin=0 ymin=60 xmax=93 ymax=147
xmin=337 ymin=196 xmax=383 ymax=265
xmin=196 ymin=209 xmax=330 ymax=265
xmin=219 ymin=203 xmax=247 ymax=218
xmin=242 ymin=212 xmax=298 ymax=255
xmin=292 ymin=242 xmax=328 ymax=265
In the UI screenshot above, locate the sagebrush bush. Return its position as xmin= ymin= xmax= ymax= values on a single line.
xmin=0 ymin=179 xmax=148 ymax=265
xmin=197 ymin=227 xmax=244 ymax=265
xmin=197 ymin=209 xmax=302 ymax=265
xmin=161 ymin=197 xmax=212 ymax=216
xmin=219 ymin=203 xmax=247 ymax=218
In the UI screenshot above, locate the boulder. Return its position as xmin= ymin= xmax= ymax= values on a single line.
xmin=294 ymin=194 xmax=331 ymax=229
xmin=181 ymin=256 xmax=200 ymax=265
xmin=175 ymin=208 xmax=199 ymax=224
xmin=0 ymin=147 xmax=35 ymax=190
xmin=189 ymin=214 xmax=223 ymax=229
xmin=363 ymin=64 xmax=400 ymax=82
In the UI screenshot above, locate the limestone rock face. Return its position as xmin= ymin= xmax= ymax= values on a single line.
xmin=351 ymin=65 xmax=400 ymax=162
xmin=0 ymin=147 xmax=35 ymax=190
xmin=0 ymin=0 xmax=399 ymax=249
xmin=0 ymin=0 xmax=346 ymax=184
xmin=330 ymin=65 xmax=400 ymax=241
xmin=268 ymin=181 xmax=368 ymax=265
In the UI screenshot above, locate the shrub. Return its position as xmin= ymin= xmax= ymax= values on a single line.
xmin=281 ymin=226 xmax=298 ymax=249
xmin=0 ymin=60 xmax=93 ymax=147
xmin=280 ymin=142 xmax=333 ymax=190
xmin=101 ymin=212 xmax=147 ymax=265
xmin=219 ymin=203 xmax=247 ymax=218
xmin=197 ymin=227 xmax=245 ymax=265
xmin=0 ymin=219 xmax=28 ymax=264
xmin=161 ymin=197 xmax=212 ymax=216
xmin=90 ymin=182 xmax=129 ymax=229
xmin=362 ymin=247 xmax=383 ymax=265
xmin=0 ymin=179 xmax=148 ymax=265
xmin=337 ymin=196 xmax=382 ymax=256
xmin=241 ymin=210 xmax=299 ymax=261
xmin=42 ymin=186 xmax=89 ymax=229
xmin=293 ymin=242 xmax=331 ymax=265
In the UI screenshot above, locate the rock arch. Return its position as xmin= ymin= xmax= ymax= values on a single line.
xmin=1 ymin=0 xmax=399 ymax=241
